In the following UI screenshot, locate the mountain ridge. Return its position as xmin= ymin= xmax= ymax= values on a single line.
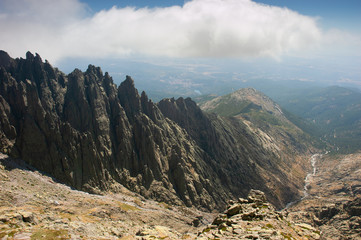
xmin=0 ymin=50 xmax=312 ymax=210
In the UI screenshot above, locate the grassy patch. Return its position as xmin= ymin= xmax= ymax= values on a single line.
xmin=280 ymin=232 xmax=293 ymax=240
xmin=0 ymin=231 xmax=7 ymax=239
xmin=158 ymin=202 xmax=171 ymax=210
xmin=202 ymin=228 xmax=211 ymax=233
xmin=0 ymin=230 xmax=19 ymax=239
xmin=265 ymin=223 xmax=274 ymax=229
xmin=181 ymin=234 xmax=193 ymax=239
xmin=31 ymin=229 xmax=70 ymax=239
xmin=118 ymin=202 xmax=139 ymax=211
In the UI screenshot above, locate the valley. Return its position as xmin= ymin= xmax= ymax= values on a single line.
xmin=0 ymin=50 xmax=360 ymax=239
xmin=1 ymin=0 xmax=360 ymax=239
xmin=287 ymin=153 xmax=361 ymax=239
xmin=0 ymin=51 xmax=312 ymax=211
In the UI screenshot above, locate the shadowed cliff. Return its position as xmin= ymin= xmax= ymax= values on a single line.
xmin=0 ymin=51 xmax=312 ymax=210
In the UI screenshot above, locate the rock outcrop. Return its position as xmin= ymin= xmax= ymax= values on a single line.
xmin=198 ymin=189 xmax=321 ymax=239
xmin=0 ymin=51 xmax=311 ymax=210
xmin=287 ymin=153 xmax=361 ymax=239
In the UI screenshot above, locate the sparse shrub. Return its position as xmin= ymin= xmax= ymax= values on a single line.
xmin=280 ymin=232 xmax=293 ymax=240
xmin=265 ymin=223 xmax=274 ymax=229
xmin=31 ymin=229 xmax=69 ymax=239
xmin=202 ymin=228 xmax=211 ymax=233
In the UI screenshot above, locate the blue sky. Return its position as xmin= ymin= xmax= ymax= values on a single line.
xmin=84 ymin=0 xmax=361 ymax=30
xmin=0 ymin=0 xmax=360 ymax=94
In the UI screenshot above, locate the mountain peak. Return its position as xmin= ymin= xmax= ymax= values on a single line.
xmin=124 ymin=75 xmax=135 ymax=85
xmin=0 ymin=51 xmax=311 ymax=212
xmin=200 ymin=87 xmax=285 ymax=120
xmin=86 ymin=64 xmax=103 ymax=77
xmin=0 ymin=50 xmax=12 ymax=67
xmin=118 ymin=75 xmax=141 ymax=120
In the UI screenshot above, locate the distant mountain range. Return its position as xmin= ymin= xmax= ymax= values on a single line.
xmin=196 ymin=83 xmax=361 ymax=154
xmin=0 ymin=50 xmax=314 ymax=210
xmin=273 ymin=86 xmax=361 ymax=153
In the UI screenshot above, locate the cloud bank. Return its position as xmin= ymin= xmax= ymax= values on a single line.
xmin=0 ymin=0 xmax=322 ymax=63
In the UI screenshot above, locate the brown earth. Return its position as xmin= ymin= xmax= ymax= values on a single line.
xmin=0 ymin=152 xmax=320 ymax=240
xmin=2 ymin=152 xmax=360 ymax=239
xmin=0 ymin=153 xmax=215 ymax=239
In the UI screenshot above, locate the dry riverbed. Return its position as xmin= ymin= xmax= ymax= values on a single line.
xmin=287 ymin=152 xmax=361 ymax=239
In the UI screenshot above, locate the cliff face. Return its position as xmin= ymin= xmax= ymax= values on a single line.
xmin=0 ymin=51 xmax=310 ymax=210
xmin=158 ymin=96 xmax=311 ymax=208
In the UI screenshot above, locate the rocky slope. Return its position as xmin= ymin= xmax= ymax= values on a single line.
xmin=0 ymin=50 xmax=311 ymax=210
xmin=287 ymin=153 xmax=361 ymax=239
xmin=2 ymin=152 xmax=359 ymax=239
xmin=0 ymin=153 xmax=321 ymax=239
xmin=199 ymin=87 xmax=314 ymax=154
xmin=0 ymin=153 xmax=213 ymax=239
xmin=198 ymin=190 xmax=321 ymax=240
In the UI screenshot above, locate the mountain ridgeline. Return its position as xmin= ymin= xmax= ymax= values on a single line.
xmin=0 ymin=51 xmax=312 ymax=210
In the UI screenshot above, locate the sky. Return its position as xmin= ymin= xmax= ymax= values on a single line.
xmin=0 ymin=0 xmax=360 ymax=94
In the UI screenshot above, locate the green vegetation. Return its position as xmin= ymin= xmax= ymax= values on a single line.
xmin=280 ymin=232 xmax=293 ymax=240
xmin=265 ymin=223 xmax=274 ymax=229
xmin=0 ymin=230 xmax=18 ymax=239
xmin=202 ymin=227 xmax=211 ymax=233
xmin=201 ymin=89 xmax=315 ymax=153
xmin=193 ymin=94 xmax=218 ymax=106
xmin=277 ymin=86 xmax=361 ymax=153
xmin=202 ymin=85 xmax=361 ymax=153
xmin=206 ymin=97 xmax=258 ymax=117
xmin=118 ymin=202 xmax=139 ymax=211
xmin=31 ymin=229 xmax=70 ymax=239
xmin=159 ymin=201 xmax=172 ymax=209
xmin=220 ymin=226 xmax=227 ymax=231
xmin=0 ymin=232 xmax=6 ymax=239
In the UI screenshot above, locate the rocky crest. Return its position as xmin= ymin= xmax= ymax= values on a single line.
xmin=198 ymin=189 xmax=321 ymax=239
xmin=0 ymin=51 xmax=311 ymax=210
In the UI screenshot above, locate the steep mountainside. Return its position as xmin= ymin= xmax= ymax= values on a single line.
xmin=274 ymin=86 xmax=361 ymax=152
xmin=0 ymin=50 xmax=311 ymax=210
xmin=199 ymin=88 xmax=314 ymax=154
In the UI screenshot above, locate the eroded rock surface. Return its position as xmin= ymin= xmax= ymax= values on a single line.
xmin=288 ymin=153 xmax=361 ymax=240
xmin=198 ymin=189 xmax=321 ymax=240
xmin=0 ymin=153 xmax=213 ymax=239
xmin=0 ymin=51 xmax=311 ymax=210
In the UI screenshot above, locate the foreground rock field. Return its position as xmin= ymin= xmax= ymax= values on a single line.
xmin=1 ymin=152 xmax=360 ymax=239
xmin=0 ymin=153 xmax=214 ymax=239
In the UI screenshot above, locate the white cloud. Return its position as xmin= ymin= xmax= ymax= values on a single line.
xmin=321 ymin=29 xmax=361 ymax=57
xmin=0 ymin=0 xmax=322 ymax=63
xmin=0 ymin=0 xmax=87 ymax=61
